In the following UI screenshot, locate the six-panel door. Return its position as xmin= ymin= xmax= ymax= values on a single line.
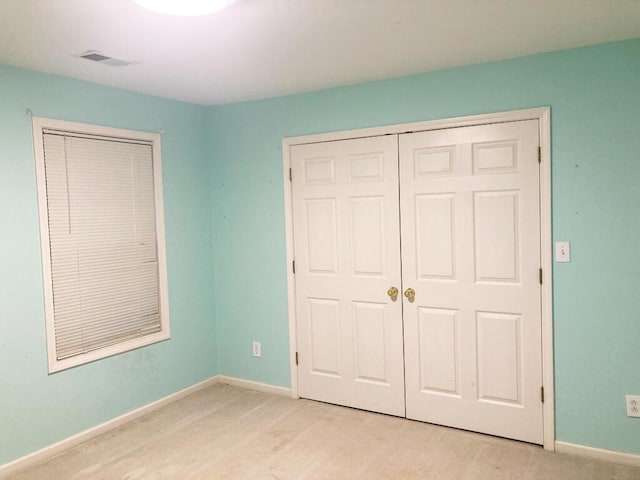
xmin=400 ymin=120 xmax=543 ymax=444
xmin=291 ymin=136 xmax=406 ymax=417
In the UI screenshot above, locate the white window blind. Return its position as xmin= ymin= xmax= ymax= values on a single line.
xmin=33 ymin=118 xmax=170 ymax=372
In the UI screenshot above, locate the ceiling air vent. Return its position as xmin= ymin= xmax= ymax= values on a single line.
xmin=75 ymin=50 xmax=140 ymax=67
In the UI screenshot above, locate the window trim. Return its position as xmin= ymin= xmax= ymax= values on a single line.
xmin=32 ymin=117 xmax=171 ymax=373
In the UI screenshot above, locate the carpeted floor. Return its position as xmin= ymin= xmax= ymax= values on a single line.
xmin=7 ymin=384 xmax=640 ymax=479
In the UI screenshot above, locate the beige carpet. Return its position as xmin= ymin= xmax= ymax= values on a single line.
xmin=9 ymin=384 xmax=640 ymax=479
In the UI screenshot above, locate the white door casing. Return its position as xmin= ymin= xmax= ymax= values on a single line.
xmin=399 ymin=120 xmax=543 ymax=444
xmin=291 ymin=135 xmax=406 ymax=417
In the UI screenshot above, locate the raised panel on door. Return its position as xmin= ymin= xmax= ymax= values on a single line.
xmin=476 ymin=311 xmax=523 ymax=405
xmin=349 ymin=196 xmax=385 ymax=276
xmin=415 ymin=193 xmax=457 ymax=280
xmin=352 ymin=301 xmax=389 ymax=384
xmin=474 ymin=191 xmax=519 ymax=282
xmin=305 ymin=199 xmax=338 ymax=274
xmin=308 ymin=298 xmax=341 ymax=376
xmin=400 ymin=120 xmax=543 ymax=444
xmin=418 ymin=307 xmax=460 ymax=396
xmin=291 ymin=135 xmax=405 ymax=417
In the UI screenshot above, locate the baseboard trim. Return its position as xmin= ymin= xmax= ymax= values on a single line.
xmin=556 ymin=441 xmax=640 ymax=467
xmin=214 ymin=375 xmax=292 ymax=397
xmin=0 ymin=375 xmax=292 ymax=477
xmin=0 ymin=376 xmax=219 ymax=478
xmin=17 ymin=378 xmax=638 ymax=476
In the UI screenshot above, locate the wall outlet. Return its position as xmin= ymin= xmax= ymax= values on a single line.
xmin=626 ymin=395 xmax=640 ymax=417
xmin=252 ymin=341 xmax=261 ymax=358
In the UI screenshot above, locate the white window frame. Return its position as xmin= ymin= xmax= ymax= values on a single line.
xmin=32 ymin=116 xmax=171 ymax=373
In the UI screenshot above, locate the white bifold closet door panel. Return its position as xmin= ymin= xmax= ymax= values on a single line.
xmin=399 ymin=120 xmax=543 ymax=444
xmin=291 ymin=136 xmax=406 ymax=417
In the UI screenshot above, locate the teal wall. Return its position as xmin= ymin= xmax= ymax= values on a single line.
xmin=208 ymin=39 xmax=640 ymax=455
xmin=2 ymin=38 xmax=639 ymax=467
xmin=0 ymin=66 xmax=217 ymax=465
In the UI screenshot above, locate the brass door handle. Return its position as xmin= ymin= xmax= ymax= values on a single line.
xmin=404 ymin=288 xmax=415 ymax=300
xmin=387 ymin=286 xmax=399 ymax=298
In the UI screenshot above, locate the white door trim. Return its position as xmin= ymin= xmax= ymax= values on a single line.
xmin=282 ymin=107 xmax=554 ymax=450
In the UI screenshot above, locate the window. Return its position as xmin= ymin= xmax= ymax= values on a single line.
xmin=32 ymin=117 xmax=170 ymax=373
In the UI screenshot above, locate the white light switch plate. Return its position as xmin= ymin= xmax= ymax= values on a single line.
xmin=252 ymin=341 xmax=261 ymax=358
xmin=555 ymin=242 xmax=571 ymax=262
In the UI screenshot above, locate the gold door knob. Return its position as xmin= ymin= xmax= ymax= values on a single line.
xmin=404 ymin=288 xmax=415 ymax=300
xmin=387 ymin=286 xmax=399 ymax=298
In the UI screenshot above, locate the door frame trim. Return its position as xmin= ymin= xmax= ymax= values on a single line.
xmin=282 ymin=107 xmax=554 ymax=450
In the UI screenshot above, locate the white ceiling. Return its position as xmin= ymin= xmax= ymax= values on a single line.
xmin=1 ymin=0 xmax=639 ymax=105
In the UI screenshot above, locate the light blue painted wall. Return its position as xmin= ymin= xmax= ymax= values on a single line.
xmin=2 ymin=38 xmax=639 ymax=467
xmin=208 ymin=39 xmax=640 ymax=454
xmin=0 ymin=66 xmax=217 ymax=465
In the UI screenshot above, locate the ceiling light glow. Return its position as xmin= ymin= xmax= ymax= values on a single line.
xmin=135 ymin=0 xmax=235 ymax=16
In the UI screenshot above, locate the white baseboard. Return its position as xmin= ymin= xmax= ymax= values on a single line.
xmin=556 ymin=441 xmax=640 ymax=468
xmin=214 ymin=375 xmax=292 ymax=397
xmin=0 ymin=375 xmax=289 ymax=478
xmin=12 ymin=378 xmax=638 ymax=476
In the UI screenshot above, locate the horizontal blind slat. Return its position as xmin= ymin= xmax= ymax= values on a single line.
xmin=43 ymin=132 xmax=162 ymax=361
xmin=56 ymin=316 xmax=160 ymax=344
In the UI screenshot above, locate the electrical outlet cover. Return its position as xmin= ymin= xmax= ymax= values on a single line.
xmin=626 ymin=395 xmax=640 ymax=417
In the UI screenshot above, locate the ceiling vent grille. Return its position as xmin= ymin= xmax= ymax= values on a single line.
xmin=75 ymin=50 xmax=140 ymax=67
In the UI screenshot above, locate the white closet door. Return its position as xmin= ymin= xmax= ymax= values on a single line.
xmin=292 ymin=135 xmax=405 ymax=417
xmin=400 ymin=120 xmax=543 ymax=444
